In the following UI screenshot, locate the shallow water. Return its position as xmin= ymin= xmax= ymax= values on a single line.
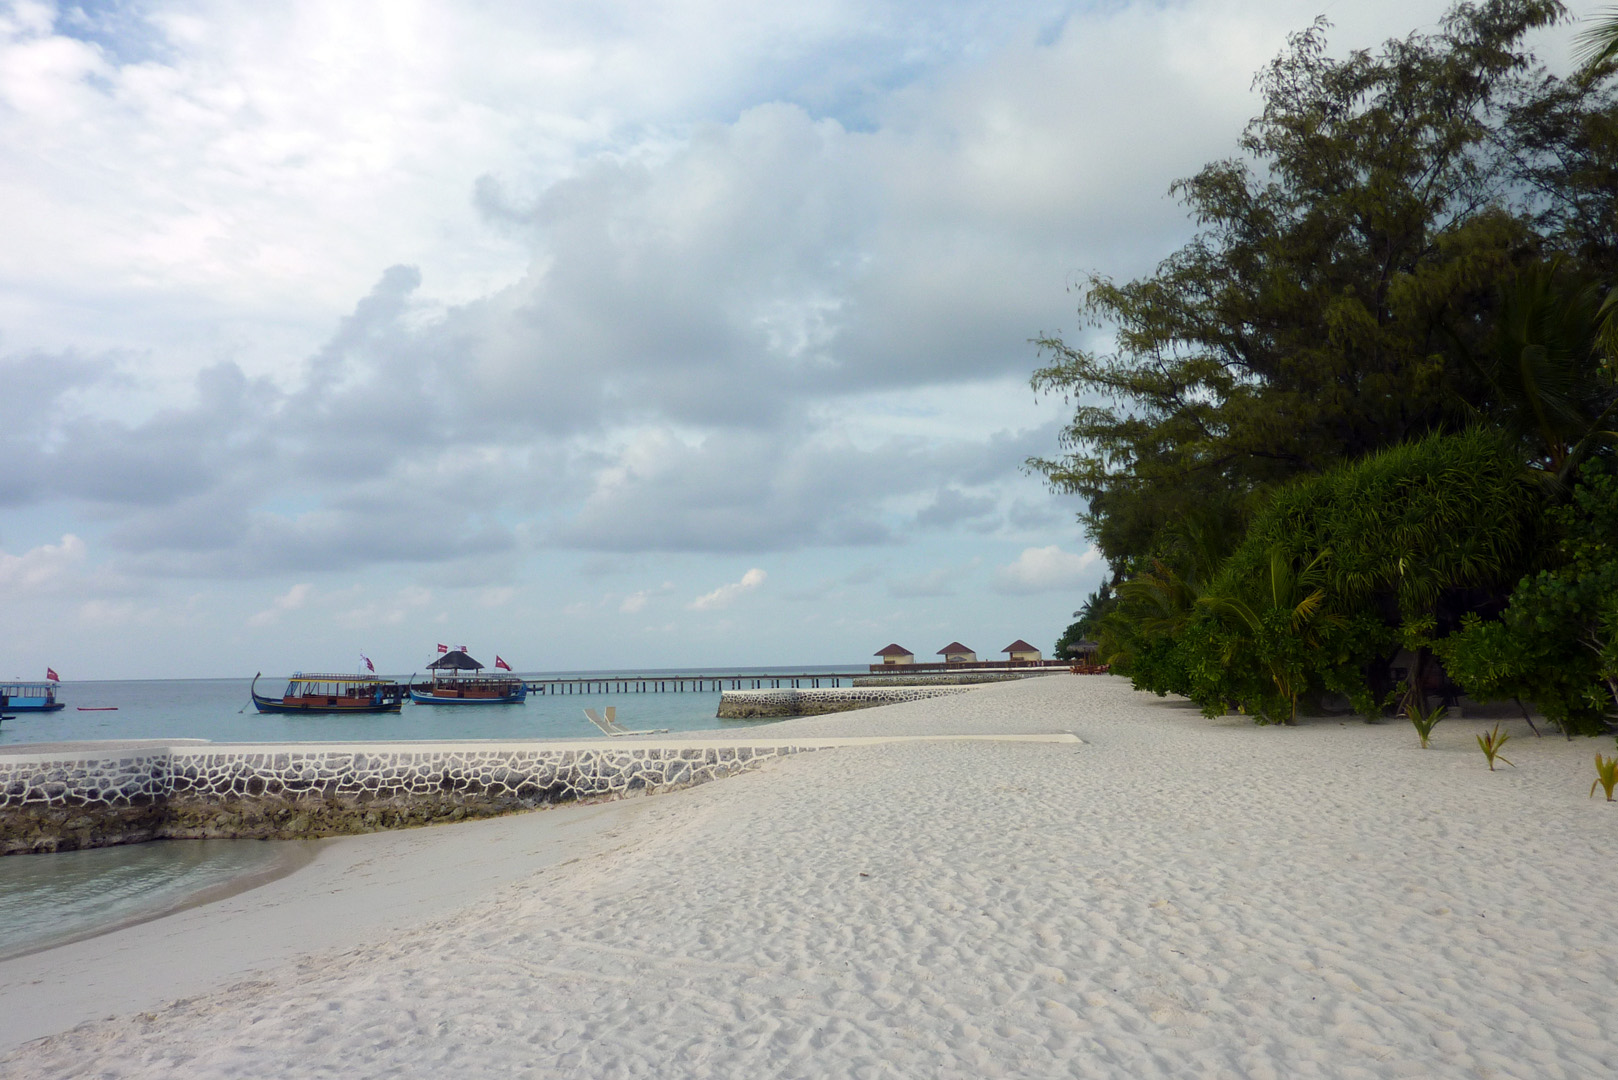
xmin=0 ymin=839 xmax=317 ymax=959
xmin=0 ymin=667 xmax=845 ymax=746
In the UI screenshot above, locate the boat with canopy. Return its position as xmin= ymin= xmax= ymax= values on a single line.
xmin=249 ymin=672 xmax=405 ymax=714
xmin=407 ymin=649 xmax=527 ymax=705
xmin=0 ymin=680 xmax=65 ymax=713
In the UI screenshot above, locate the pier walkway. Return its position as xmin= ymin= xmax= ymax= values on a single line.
xmin=523 ymin=673 xmax=861 ymax=695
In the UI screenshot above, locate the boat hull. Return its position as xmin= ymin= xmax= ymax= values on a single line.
xmin=251 ymin=695 xmax=403 ymax=715
xmin=408 ymin=685 xmax=527 ymax=705
xmin=0 ymin=701 xmax=65 ymax=712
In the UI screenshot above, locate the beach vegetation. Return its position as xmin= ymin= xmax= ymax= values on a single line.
xmin=1032 ymin=0 xmax=1618 ymax=736
xmin=1408 ymin=699 xmax=1447 ymax=748
xmin=1593 ymin=752 xmax=1618 ymax=800
xmin=1477 ymin=723 xmax=1516 ymax=769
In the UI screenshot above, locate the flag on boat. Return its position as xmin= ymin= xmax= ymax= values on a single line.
xmin=361 ymin=653 xmax=375 ymax=673
xmin=456 ymin=645 xmax=468 ymax=653
xmin=46 ymin=667 xmax=60 ymax=682
xmin=436 ymin=643 xmax=448 ymax=654
xmin=495 ymin=656 xmax=512 ymax=671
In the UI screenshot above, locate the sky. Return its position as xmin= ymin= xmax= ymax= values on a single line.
xmin=0 ymin=0 xmax=1591 ymax=679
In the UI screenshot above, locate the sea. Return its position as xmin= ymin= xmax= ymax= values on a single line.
xmin=0 ymin=666 xmax=851 ymax=957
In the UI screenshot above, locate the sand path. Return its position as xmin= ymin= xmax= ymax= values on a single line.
xmin=3 ymin=675 xmax=1616 ymax=1078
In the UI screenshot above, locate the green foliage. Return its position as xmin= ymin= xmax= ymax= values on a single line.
xmin=1032 ymin=2 xmax=1618 ymax=738
xmin=1437 ymin=456 xmax=1618 ymax=734
xmin=1408 ymin=699 xmax=1448 ymax=748
xmin=1592 ymin=752 xmax=1618 ymax=800
xmin=1030 ymin=1 xmax=1582 ymax=567
xmin=1457 ymin=260 xmax=1618 ymax=481
xmin=1164 ymin=431 xmax=1531 ymax=722
xmin=1056 ymin=582 xmax=1115 ymax=658
xmin=1477 ymin=723 xmax=1516 ymax=769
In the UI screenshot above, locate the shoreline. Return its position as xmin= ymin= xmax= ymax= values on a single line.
xmin=4 ymin=675 xmax=1616 ymax=1077
xmin=0 ymin=838 xmax=320 ymax=963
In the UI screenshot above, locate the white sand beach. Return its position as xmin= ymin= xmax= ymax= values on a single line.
xmin=3 ymin=674 xmax=1616 ymax=1078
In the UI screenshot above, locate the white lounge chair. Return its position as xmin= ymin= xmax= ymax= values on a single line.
xmin=583 ymin=706 xmax=669 ymax=737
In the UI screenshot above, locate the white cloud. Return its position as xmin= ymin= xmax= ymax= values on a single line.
xmin=992 ymin=545 xmax=1101 ymax=595
xmin=0 ymin=534 xmax=87 ymax=597
xmin=247 ymin=582 xmax=312 ymax=626
xmin=689 ymin=568 xmax=766 ymax=610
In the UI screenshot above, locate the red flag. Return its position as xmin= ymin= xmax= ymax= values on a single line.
xmin=495 ymin=656 xmax=512 ymax=671
xmin=436 ymin=643 xmax=448 ymax=654
xmin=361 ymin=653 xmax=375 ymax=673
xmin=46 ymin=667 xmax=60 ymax=682
xmin=456 ymin=645 xmax=468 ymax=653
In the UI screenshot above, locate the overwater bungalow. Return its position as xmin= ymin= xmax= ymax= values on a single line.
xmin=873 ymin=644 xmax=915 ymax=666
xmin=937 ymin=642 xmax=977 ymax=664
xmin=1002 ymin=639 xmax=1042 ymax=662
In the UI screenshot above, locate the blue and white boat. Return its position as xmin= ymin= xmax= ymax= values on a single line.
xmin=407 ymin=650 xmax=527 ymax=705
xmin=0 ymin=681 xmax=65 ymax=712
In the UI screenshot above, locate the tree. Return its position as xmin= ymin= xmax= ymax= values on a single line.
xmin=1575 ymin=6 xmax=1618 ymax=71
xmin=1029 ymin=1 xmax=1583 ymax=569
xmin=1439 ymin=455 xmax=1618 ymax=733
xmin=1456 ymin=259 xmax=1618 ymax=482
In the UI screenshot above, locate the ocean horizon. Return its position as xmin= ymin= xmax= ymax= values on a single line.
xmin=0 ymin=666 xmax=858 ymax=748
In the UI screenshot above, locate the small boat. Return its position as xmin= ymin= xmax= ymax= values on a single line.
xmin=0 ymin=681 xmax=65 ymax=712
xmin=250 ymin=672 xmax=404 ymax=714
xmin=77 ymin=706 xmax=118 ymax=711
xmin=408 ymin=649 xmax=527 ymax=705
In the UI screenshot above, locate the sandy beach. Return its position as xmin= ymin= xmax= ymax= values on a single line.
xmin=3 ymin=674 xmax=1616 ymax=1078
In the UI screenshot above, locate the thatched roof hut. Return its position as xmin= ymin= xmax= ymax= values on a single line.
xmin=428 ymin=650 xmax=484 ymax=671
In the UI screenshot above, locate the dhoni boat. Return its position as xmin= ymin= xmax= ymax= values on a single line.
xmin=407 ymin=649 xmax=527 ymax=705
xmin=0 ymin=680 xmax=65 ymax=712
xmin=250 ymin=672 xmax=404 ymax=714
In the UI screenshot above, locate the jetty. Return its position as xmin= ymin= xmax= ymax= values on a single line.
xmin=522 ymin=661 xmax=1069 ymax=696
xmin=523 ymin=672 xmax=862 ymax=695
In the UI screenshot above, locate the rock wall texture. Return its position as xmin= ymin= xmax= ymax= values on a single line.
xmin=851 ymin=674 xmax=1028 ymax=687
xmin=716 ymin=685 xmax=975 ymax=718
xmin=0 ymin=743 xmax=813 ymax=855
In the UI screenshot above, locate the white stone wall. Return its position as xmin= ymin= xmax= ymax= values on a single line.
xmin=0 ymin=742 xmax=812 ymax=811
xmin=717 ymin=685 xmax=974 ymax=718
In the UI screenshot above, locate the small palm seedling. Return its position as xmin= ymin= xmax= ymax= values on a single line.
xmin=1593 ymin=755 xmax=1618 ymax=801
xmin=1477 ymin=724 xmax=1515 ymax=771
xmin=1407 ymin=699 xmax=1447 ymax=748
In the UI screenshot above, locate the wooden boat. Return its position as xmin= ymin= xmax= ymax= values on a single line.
xmin=250 ymin=672 xmax=404 ymax=714
xmin=0 ymin=681 xmax=65 ymax=712
xmin=407 ymin=649 xmax=527 ymax=705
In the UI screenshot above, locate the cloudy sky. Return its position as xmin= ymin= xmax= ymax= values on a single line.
xmin=0 ymin=0 xmax=1585 ymax=678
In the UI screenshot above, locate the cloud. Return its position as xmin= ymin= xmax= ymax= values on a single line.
xmin=248 ymin=583 xmax=312 ymax=627
xmin=0 ymin=534 xmax=89 ymax=597
xmin=887 ymin=566 xmax=959 ymax=599
xmin=992 ymin=545 xmax=1101 ymax=595
xmin=689 ymin=568 xmax=766 ymax=610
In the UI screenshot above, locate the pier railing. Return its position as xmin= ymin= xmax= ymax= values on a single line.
xmin=524 ymin=663 xmax=1069 ymax=695
xmin=524 ymin=673 xmax=860 ymax=695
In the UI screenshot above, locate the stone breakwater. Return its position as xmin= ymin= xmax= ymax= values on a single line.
xmin=852 ymin=673 xmax=1028 ymax=687
xmin=0 ymin=741 xmax=817 ymax=855
xmin=716 ymin=685 xmax=975 ymax=719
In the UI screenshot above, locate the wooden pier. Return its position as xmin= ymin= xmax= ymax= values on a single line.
xmin=523 ymin=673 xmax=862 ymax=695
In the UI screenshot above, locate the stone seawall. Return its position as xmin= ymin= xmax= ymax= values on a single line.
xmin=852 ymin=673 xmax=1027 ymax=687
xmin=0 ymin=741 xmax=815 ymax=855
xmin=716 ymin=685 xmax=975 ymax=719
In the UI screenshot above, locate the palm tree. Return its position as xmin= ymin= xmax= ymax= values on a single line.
xmin=1575 ymin=7 xmax=1618 ymax=72
xmin=1463 ymin=261 xmax=1618 ymax=485
xmin=1198 ymin=547 xmax=1338 ymax=725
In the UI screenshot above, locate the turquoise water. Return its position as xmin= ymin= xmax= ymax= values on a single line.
xmin=0 ymin=668 xmax=849 ymax=953
xmin=0 ymin=667 xmax=851 ymax=747
xmin=0 ymin=838 xmax=317 ymax=959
